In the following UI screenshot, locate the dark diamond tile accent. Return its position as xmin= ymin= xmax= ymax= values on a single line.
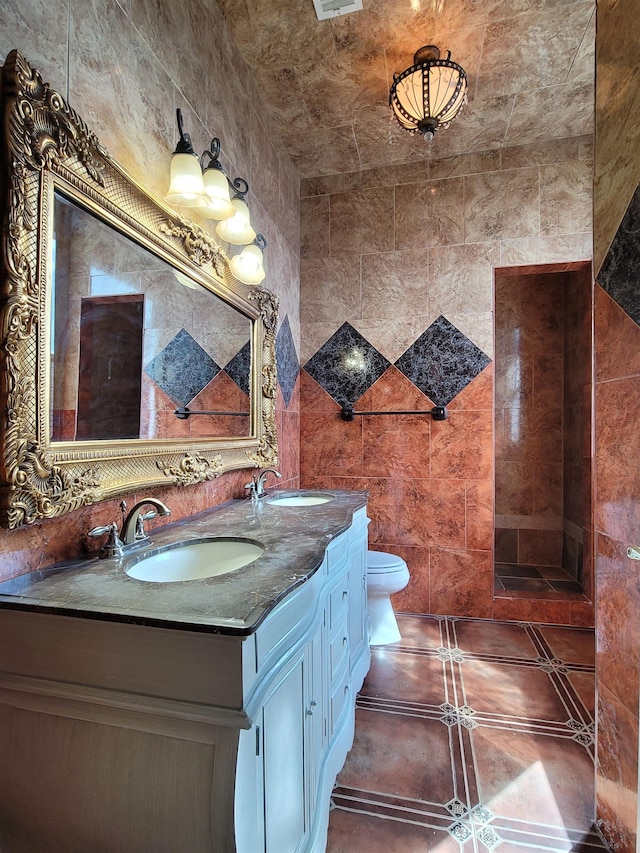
xmin=598 ymin=182 xmax=640 ymax=327
xmin=304 ymin=322 xmax=391 ymax=407
xmin=276 ymin=315 xmax=299 ymax=409
xmin=145 ymin=328 xmax=220 ymax=406
xmin=394 ymin=315 xmax=491 ymax=406
xmin=225 ymin=340 xmax=251 ymax=397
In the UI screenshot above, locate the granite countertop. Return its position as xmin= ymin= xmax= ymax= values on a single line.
xmin=0 ymin=490 xmax=368 ymax=636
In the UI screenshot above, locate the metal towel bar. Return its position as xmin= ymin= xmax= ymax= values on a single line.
xmin=340 ymin=405 xmax=447 ymax=421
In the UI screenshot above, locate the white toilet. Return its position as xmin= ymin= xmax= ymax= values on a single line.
xmin=366 ymin=550 xmax=410 ymax=645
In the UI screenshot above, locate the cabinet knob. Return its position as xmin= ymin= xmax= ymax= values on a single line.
xmin=342 ymin=590 xmax=348 ymax=599
xmin=306 ymin=706 xmax=314 ymax=716
xmin=628 ymin=546 xmax=640 ymax=561
xmin=343 ymin=636 xmax=348 ymax=645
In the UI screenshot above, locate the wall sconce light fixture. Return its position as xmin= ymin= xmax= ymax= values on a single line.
xmin=229 ymin=234 xmax=267 ymax=285
xmin=165 ymin=109 xmax=264 ymax=282
xmin=389 ymin=44 xmax=467 ymax=141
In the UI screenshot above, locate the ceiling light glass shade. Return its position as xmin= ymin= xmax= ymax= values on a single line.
xmin=215 ymin=198 xmax=256 ymax=245
xmin=229 ymin=243 xmax=265 ymax=285
xmin=165 ymin=152 xmax=207 ymax=207
xmin=389 ymin=45 xmax=467 ymax=141
xmin=200 ymin=165 xmax=234 ymax=219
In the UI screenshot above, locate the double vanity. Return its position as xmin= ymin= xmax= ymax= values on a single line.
xmin=0 ymin=490 xmax=370 ymax=853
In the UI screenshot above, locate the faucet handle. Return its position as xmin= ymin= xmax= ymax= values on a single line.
xmin=88 ymin=522 xmax=125 ymax=558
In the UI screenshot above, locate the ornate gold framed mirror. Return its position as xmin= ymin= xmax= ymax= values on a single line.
xmin=0 ymin=50 xmax=278 ymax=529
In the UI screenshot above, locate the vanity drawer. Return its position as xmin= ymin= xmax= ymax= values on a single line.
xmin=328 ymin=574 xmax=349 ymax=633
xmin=328 ymin=630 xmax=349 ymax=683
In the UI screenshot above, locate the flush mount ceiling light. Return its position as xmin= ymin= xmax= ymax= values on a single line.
xmin=389 ymin=45 xmax=467 ymax=141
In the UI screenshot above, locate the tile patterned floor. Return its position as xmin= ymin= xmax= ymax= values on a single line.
xmin=327 ymin=615 xmax=606 ymax=853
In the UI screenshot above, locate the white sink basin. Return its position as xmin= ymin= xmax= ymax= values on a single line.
xmin=268 ymin=494 xmax=334 ymax=507
xmin=126 ymin=538 xmax=264 ymax=583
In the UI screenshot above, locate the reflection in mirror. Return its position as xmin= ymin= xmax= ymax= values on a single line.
xmin=51 ymin=193 xmax=252 ymax=443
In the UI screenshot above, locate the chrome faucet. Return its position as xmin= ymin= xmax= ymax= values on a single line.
xmin=121 ymin=498 xmax=172 ymax=545
xmin=88 ymin=497 xmax=171 ymax=557
xmin=245 ymin=468 xmax=282 ymax=501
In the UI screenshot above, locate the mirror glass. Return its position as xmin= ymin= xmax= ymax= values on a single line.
xmin=51 ymin=193 xmax=252 ymax=443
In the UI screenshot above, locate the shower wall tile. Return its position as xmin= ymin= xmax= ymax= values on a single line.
xmin=394 ymin=178 xmax=465 ymax=251
xmin=519 ymin=529 xmax=563 ymax=567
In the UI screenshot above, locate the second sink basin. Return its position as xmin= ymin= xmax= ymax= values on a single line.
xmin=125 ymin=538 xmax=264 ymax=583
xmin=268 ymin=493 xmax=334 ymax=507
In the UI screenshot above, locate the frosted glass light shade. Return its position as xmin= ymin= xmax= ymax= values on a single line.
xmin=201 ymin=166 xmax=234 ymax=220
xmin=215 ymin=198 xmax=256 ymax=245
xmin=230 ymin=244 xmax=265 ymax=284
xmin=165 ymin=152 xmax=206 ymax=207
xmin=390 ymin=46 xmax=467 ymax=140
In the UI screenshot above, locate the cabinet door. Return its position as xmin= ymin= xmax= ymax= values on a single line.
xmin=262 ymin=649 xmax=307 ymax=853
xmin=348 ymin=536 xmax=366 ymax=659
xmin=306 ymin=623 xmax=325 ymax=817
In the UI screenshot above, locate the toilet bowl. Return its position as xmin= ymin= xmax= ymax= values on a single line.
xmin=366 ymin=550 xmax=410 ymax=645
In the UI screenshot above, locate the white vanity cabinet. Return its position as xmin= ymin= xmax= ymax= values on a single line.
xmin=0 ymin=504 xmax=369 ymax=853
xmin=236 ymin=505 xmax=370 ymax=853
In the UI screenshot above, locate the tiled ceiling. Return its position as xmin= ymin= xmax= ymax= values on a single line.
xmin=216 ymin=0 xmax=595 ymax=178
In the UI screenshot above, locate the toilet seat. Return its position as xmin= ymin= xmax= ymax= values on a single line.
xmin=367 ymin=551 xmax=407 ymax=573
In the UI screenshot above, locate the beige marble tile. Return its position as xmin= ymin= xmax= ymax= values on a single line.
xmin=430 ymin=150 xmax=501 ymax=179
xmin=428 ymin=92 xmax=516 ymax=159
xmin=446 ymin=312 xmax=494 ymax=359
xmin=435 ymin=0 xmax=545 ymax=32
xmin=395 ymin=177 xmax=465 ymax=251
xmin=131 ymin=0 xmax=210 ymax=122
xmin=360 ymin=161 xmax=431 ymax=190
xmin=300 ymin=255 xmax=361 ymax=325
xmin=540 ymin=160 xmax=593 ymax=236
xmin=299 ymin=321 xmax=345 ymax=365
xmin=330 ymin=187 xmax=395 ymax=254
xmin=300 ymin=172 xmax=363 ymax=199
xmin=282 ymin=124 xmax=360 ymax=179
xmin=476 ymin=4 xmax=593 ymax=99
xmin=429 ymin=242 xmax=500 ymax=315
xmin=69 ymin=0 xmax=175 ymax=202
xmin=500 ymin=137 xmax=581 ymax=169
xmin=297 ymin=48 xmax=388 ymax=130
xmin=499 ymin=233 xmax=592 ymax=266
xmin=354 ymin=104 xmax=433 ymax=172
xmin=464 ymin=168 xmax=539 ymax=243
xmin=361 ymin=249 xmax=430 ymax=322
xmin=353 ymin=317 xmax=438 ymax=364
xmin=568 ymin=7 xmax=595 ymax=85
xmin=0 ymin=0 xmax=69 ymax=95
xmin=249 ymin=108 xmax=280 ymax=219
xmin=593 ymin=0 xmax=640 ymax=272
xmin=330 ymin=0 xmax=436 ymax=55
xmin=300 ymin=196 xmax=330 ymax=260
xmin=506 ymin=81 xmax=594 ymax=147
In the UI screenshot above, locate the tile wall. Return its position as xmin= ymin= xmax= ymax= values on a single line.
xmin=299 ymin=137 xmax=593 ymax=624
xmin=494 ymin=265 xmax=592 ymax=589
xmin=0 ymin=0 xmax=300 ymax=579
xmin=593 ymin=0 xmax=640 ymax=848
xmin=593 ymin=189 xmax=640 ymax=852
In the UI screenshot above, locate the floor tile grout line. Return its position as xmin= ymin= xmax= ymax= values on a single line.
xmin=330 ymin=804 xmax=455 ymax=831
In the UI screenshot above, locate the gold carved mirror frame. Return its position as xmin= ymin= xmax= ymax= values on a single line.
xmin=0 ymin=50 xmax=278 ymax=529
